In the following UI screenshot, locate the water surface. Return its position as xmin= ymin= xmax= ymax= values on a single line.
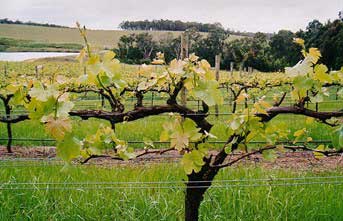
xmin=0 ymin=52 xmax=79 ymax=61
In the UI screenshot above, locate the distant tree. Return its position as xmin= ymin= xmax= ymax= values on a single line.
xmin=115 ymin=33 xmax=157 ymax=64
xmin=222 ymin=33 xmax=272 ymax=71
xmin=116 ymin=19 xmax=343 ymax=71
xmin=119 ymin=19 xmax=225 ymax=32
xmin=157 ymin=33 xmax=181 ymax=61
xmin=192 ymin=29 xmax=228 ymax=66
xmin=0 ymin=18 xmax=68 ymax=28
xmin=269 ymin=30 xmax=302 ymax=70
xmin=135 ymin=33 xmax=156 ymax=59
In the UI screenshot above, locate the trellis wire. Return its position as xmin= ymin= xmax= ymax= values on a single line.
xmin=0 ymin=181 xmax=342 ymax=190
xmin=1 ymin=176 xmax=343 ymax=185
xmin=1 ymin=99 xmax=342 ymax=114
xmin=0 ymin=138 xmax=332 ymax=144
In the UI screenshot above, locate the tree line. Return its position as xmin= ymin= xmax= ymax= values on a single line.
xmin=0 ymin=18 xmax=69 ymax=28
xmin=119 ymin=19 xmax=225 ymax=32
xmin=114 ymin=19 xmax=343 ymax=72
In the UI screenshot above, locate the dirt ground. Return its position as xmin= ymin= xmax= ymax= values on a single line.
xmin=1 ymin=146 xmax=342 ymax=170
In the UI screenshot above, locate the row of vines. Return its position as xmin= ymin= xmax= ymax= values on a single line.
xmin=0 ymin=25 xmax=343 ymax=220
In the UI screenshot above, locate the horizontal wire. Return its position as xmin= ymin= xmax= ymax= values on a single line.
xmin=0 ymin=181 xmax=342 ymax=190
xmin=1 ymin=176 xmax=343 ymax=186
xmin=0 ymin=138 xmax=332 ymax=144
xmin=1 ymin=109 xmax=341 ymax=117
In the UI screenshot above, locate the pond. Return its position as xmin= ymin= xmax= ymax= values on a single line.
xmin=0 ymin=52 xmax=79 ymax=61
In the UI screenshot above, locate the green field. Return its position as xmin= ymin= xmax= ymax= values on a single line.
xmin=0 ymin=162 xmax=342 ymax=220
xmin=0 ymin=60 xmax=341 ymax=148
xmin=0 ymin=24 xmax=244 ymax=50
xmin=0 ymin=97 xmax=341 ymax=148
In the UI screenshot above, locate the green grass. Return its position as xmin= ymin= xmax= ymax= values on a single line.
xmin=0 ymin=162 xmax=342 ymax=220
xmin=0 ymin=37 xmax=83 ymax=52
xmin=0 ymin=24 xmax=244 ymax=49
xmin=0 ymin=61 xmax=341 ymax=148
xmin=0 ymin=89 xmax=341 ymax=148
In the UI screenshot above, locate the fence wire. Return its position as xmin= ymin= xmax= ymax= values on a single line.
xmin=0 ymin=180 xmax=342 ymax=190
xmin=0 ymin=138 xmax=332 ymax=144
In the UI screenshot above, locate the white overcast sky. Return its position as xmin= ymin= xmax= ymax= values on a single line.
xmin=1 ymin=0 xmax=343 ymax=33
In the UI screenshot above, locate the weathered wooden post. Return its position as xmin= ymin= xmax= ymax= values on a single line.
xmin=230 ymin=62 xmax=234 ymax=75
xmin=180 ymin=32 xmax=189 ymax=107
xmin=215 ymin=54 xmax=221 ymax=117
xmin=151 ymin=91 xmax=154 ymax=106
xmin=228 ymin=62 xmax=234 ymax=106
xmin=35 ymin=65 xmax=39 ymax=78
xmin=4 ymin=63 xmax=8 ymax=77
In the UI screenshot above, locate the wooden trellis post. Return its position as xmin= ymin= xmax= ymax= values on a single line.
xmin=35 ymin=65 xmax=39 ymax=78
xmin=215 ymin=54 xmax=221 ymax=117
xmin=4 ymin=63 xmax=8 ymax=77
xmin=180 ymin=32 xmax=189 ymax=107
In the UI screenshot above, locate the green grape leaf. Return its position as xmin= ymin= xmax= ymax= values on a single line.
xmin=337 ymin=88 xmax=343 ymax=98
xmin=181 ymin=150 xmax=205 ymax=174
xmin=29 ymin=85 xmax=59 ymax=102
xmin=57 ymin=101 xmax=74 ymax=117
xmin=332 ymin=126 xmax=343 ymax=150
xmin=57 ymin=133 xmax=81 ymax=162
xmin=160 ymin=130 xmax=169 ymax=142
xmin=26 ymin=97 xmax=56 ymax=120
xmin=192 ymin=80 xmax=223 ymax=106
xmin=183 ymin=119 xmax=202 ymax=141
xmin=163 ymin=117 xmax=202 ymax=151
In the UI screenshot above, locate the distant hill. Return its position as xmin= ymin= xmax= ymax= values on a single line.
xmin=0 ymin=18 xmax=69 ymax=28
xmin=0 ymin=24 xmax=245 ymax=50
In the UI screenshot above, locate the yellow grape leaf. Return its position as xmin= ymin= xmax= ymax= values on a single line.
xmin=259 ymin=100 xmax=272 ymax=109
xmin=87 ymin=55 xmax=100 ymax=65
xmin=157 ymin=52 xmax=164 ymax=59
xmin=294 ymin=38 xmax=305 ymax=47
xmin=103 ymin=51 xmax=116 ymax=62
xmin=306 ymin=137 xmax=313 ymax=142
xmin=314 ymin=64 xmax=332 ymax=83
xmin=254 ymin=103 xmax=268 ymax=115
xmin=294 ymin=128 xmax=306 ymax=137
xmin=308 ymin=48 xmax=321 ymax=64
xmin=45 ymin=117 xmax=72 ymax=141
xmin=314 ymin=144 xmax=325 ymax=159
xmin=76 ymin=48 xmax=86 ymax=64
xmin=170 ymin=132 xmax=189 ymax=151
xmin=160 ymin=130 xmax=169 ymax=142
xmin=293 ymin=128 xmax=306 ymax=144
xmin=5 ymin=84 xmax=20 ymax=94
xmin=306 ymin=117 xmax=314 ymax=125
xmin=236 ymin=93 xmax=248 ymax=103
xmin=199 ymin=59 xmax=211 ymax=71
xmin=189 ymin=53 xmax=199 ymax=62
xmin=169 ymin=59 xmax=185 ymax=74
xmin=151 ymin=59 xmax=164 ymax=65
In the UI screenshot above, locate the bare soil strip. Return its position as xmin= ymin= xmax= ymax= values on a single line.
xmin=1 ymin=146 xmax=342 ymax=170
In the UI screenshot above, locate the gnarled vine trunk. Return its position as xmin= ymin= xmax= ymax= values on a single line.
xmin=185 ymin=185 xmax=207 ymax=221
xmin=184 ymin=161 xmax=221 ymax=221
xmin=0 ymin=95 xmax=13 ymax=153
